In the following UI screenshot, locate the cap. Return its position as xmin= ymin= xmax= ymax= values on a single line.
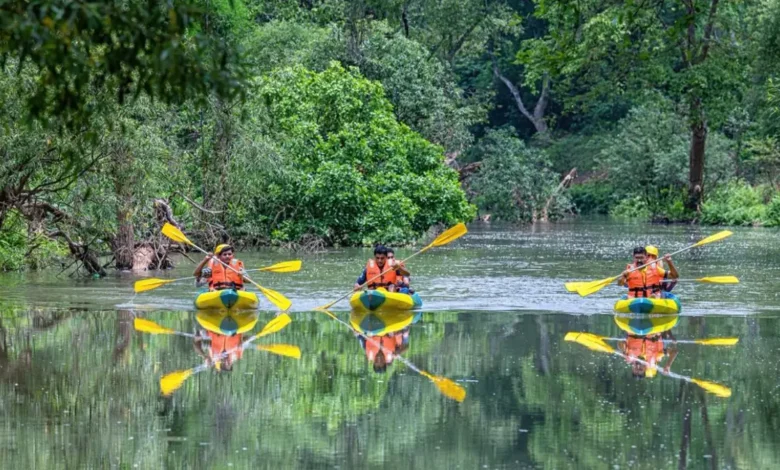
xmin=215 ymin=244 xmax=232 ymax=255
xmin=645 ymin=245 xmax=659 ymax=257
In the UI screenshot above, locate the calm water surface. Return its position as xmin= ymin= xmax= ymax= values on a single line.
xmin=0 ymin=219 xmax=779 ymax=469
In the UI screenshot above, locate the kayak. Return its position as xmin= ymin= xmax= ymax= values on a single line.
xmin=350 ymin=309 xmax=422 ymax=336
xmin=349 ymin=288 xmax=422 ymax=311
xmin=614 ymin=313 xmax=679 ymax=336
xmin=194 ymin=289 xmax=259 ymax=310
xmin=196 ymin=310 xmax=259 ymax=336
xmin=614 ymin=293 xmax=681 ymax=314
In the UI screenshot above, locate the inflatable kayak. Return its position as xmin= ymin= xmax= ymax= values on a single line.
xmin=614 ymin=293 xmax=680 ymax=314
xmin=614 ymin=313 xmax=679 ymax=336
xmin=194 ymin=289 xmax=259 ymax=310
xmin=196 ymin=310 xmax=258 ymax=336
xmin=350 ymin=309 xmax=422 ymax=336
xmin=349 ymin=288 xmax=422 ymax=311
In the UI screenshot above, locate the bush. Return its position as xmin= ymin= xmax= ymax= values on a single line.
xmin=700 ymin=182 xmax=772 ymax=226
xmin=0 ymin=211 xmax=66 ymax=271
xmin=610 ymin=197 xmax=652 ymax=221
xmin=468 ymin=128 xmax=570 ymax=222
xmin=229 ymin=63 xmax=475 ymax=245
xmin=569 ymin=180 xmax=617 ymax=215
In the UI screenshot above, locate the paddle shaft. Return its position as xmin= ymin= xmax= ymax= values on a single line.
xmin=623 ymin=239 xmax=719 ymax=279
xmin=607 ymin=344 xmax=705 ymax=384
xmin=601 ymin=337 xmax=710 ymax=345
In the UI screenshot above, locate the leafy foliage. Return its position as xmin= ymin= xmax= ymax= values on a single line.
xmin=468 ymin=128 xmax=568 ymax=222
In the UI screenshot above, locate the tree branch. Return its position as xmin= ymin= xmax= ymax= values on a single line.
xmin=699 ymin=0 xmax=721 ymax=62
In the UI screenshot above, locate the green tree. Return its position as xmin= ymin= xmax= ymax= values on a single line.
xmin=521 ymin=0 xmax=753 ymax=210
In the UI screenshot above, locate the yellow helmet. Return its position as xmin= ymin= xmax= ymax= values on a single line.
xmin=214 ymin=244 xmax=232 ymax=255
xmin=645 ymin=245 xmax=659 ymax=257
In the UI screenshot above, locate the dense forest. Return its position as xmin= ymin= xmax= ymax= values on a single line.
xmin=2 ymin=0 xmax=780 ymax=272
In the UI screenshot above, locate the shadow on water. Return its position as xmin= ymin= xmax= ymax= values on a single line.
xmin=1 ymin=221 xmax=780 ymax=467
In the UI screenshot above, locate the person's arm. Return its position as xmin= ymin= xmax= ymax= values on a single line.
xmin=354 ymin=268 xmax=367 ymax=290
xmin=193 ymin=336 xmax=211 ymax=363
xmin=663 ymin=254 xmax=679 ymax=279
xmin=193 ymin=254 xmax=214 ymax=277
xmin=392 ymin=260 xmax=410 ymax=276
xmin=617 ymin=269 xmax=629 ymax=286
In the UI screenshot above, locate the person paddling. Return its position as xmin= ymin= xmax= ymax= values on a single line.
xmin=618 ymin=246 xmax=679 ymax=298
xmin=646 ymin=245 xmax=678 ymax=292
xmin=193 ymin=244 xmax=247 ymax=292
xmin=193 ymin=330 xmax=244 ymax=372
xmin=387 ymin=248 xmax=413 ymax=294
xmin=619 ymin=330 xmax=679 ymax=378
xmin=354 ymin=245 xmax=409 ymax=292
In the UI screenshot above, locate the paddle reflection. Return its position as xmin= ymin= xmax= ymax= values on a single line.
xmin=350 ymin=309 xmax=422 ymax=373
xmin=564 ymin=314 xmax=736 ymax=398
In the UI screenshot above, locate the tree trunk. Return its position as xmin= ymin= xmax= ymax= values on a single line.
xmin=688 ymin=115 xmax=707 ymax=212
xmin=111 ymin=146 xmax=135 ymax=270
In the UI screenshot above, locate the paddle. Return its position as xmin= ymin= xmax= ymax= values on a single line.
xmin=573 ymin=230 xmax=733 ymax=297
xmin=161 ymin=223 xmax=293 ymax=311
xmin=256 ymin=343 xmax=302 ymax=359
xmin=160 ymin=313 xmax=292 ymax=396
xmin=317 ymin=308 xmax=466 ymax=402
xmin=133 ymin=260 xmax=302 ymax=293
xmin=317 ymin=223 xmax=467 ymax=310
xmin=134 ymin=318 xmax=198 ymax=338
xmin=564 ymin=332 xmax=732 ymax=397
xmin=567 ymin=331 xmax=739 ymax=346
xmin=565 ymin=275 xmax=739 ymax=292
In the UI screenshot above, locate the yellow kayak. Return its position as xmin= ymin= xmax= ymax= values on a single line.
xmin=349 ymin=288 xmax=423 ymax=311
xmin=614 ymin=293 xmax=680 ymax=314
xmin=350 ymin=309 xmax=422 ymax=336
xmin=196 ymin=310 xmax=259 ymax=336
xmin=194 ymin=289 xmax=259 ymax=310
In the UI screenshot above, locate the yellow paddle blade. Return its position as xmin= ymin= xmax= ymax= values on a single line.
xmin=565 ymin=332 xmax=615 ymax=354
xmin=257 ymin=286 xmax=293 ymax=311
xmin=256 ymin=343 xmax=302 ymax=359
xmin=693 ymin=230 xmax=733 ymax=248
xmin=576 ymin=276 xmax=618 ymax=297
xmin=418 ymin=370 xmax=467 ymax=402
xmin=134 ymin=318 xmax=175 ymax=335
xmin=565 ymin=281 xmax=585 ymax=292
xmin=134 ymin=278 xmax=177 ymax=293
xmin=258 ymin=260 xmax=302 ymax=273
xmin=692 ymin=378 xmax=732 ymax=398
xmin=160 ymin=369 xmax=194 ymax=396
xmin=161 ymin=222 xmax=194 ymax=246
xmin=695 ymin=337 xmax=739 ymax=346
xmin=697 ymin=276 xmax=739 ymax=284
xmin=430 ymin=223 xmax=468 ymax=248
xmin=256 ymin=314 xmax=292 ymax=338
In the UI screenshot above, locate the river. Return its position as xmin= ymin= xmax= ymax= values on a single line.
xmin=0 ymin=219 xmax=778 ymax=468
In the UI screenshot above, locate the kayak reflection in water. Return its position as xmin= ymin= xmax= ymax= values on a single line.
xmin=354 ymin=245 xmax=410 ymax=292
xmin=615 ymin=314 xmax=679 ymax=378
xmin=192 ymin=311 xmax=258 ymax=372
xmin=358 ymin=328 xmax=411 ymax=373
xmin=618 ymin=246 xmax=679 ymax=299
xmin=350 ymin=310 xmax=421 ymax=373
xmin=193 ymin=244 xmax=247 ymax=291
xmin=193 ymin=330 xmax=244 ymax=372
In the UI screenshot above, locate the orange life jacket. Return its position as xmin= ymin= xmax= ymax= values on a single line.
xmin=365 ymin=259 xmax=398 ymax=289
xmin=625 ymin=263 xmax=663 ymax=298
xmin=207 ymin=331 xmax=244 ymax=362
xmin=625 ymin=335 xmax=664 ymax=363
xmin=208 ymin=258 xmax=245 ymax=290
xmin=365 ymin=334 xmax=404 ymax=362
